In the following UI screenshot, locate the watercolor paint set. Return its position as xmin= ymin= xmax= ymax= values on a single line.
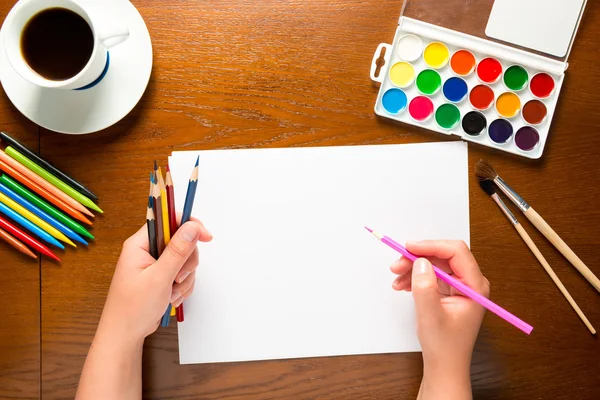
xmin=370 ymin=0 xmax=587 ymax=159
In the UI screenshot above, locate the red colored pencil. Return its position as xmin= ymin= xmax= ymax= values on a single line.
xmin=0 ymin=214 xmax=60 ymax=261
xmin=165 ymin=166 xmax=177 ymax=237
xmin=165 ymin=166 xmax=184 ymax=322
xmin=0 ymin=161 xmax=93 ymax=225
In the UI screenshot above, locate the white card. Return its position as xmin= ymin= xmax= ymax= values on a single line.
xmin=171 ymin=142 xmax=470 ymax=365
xmin=486 ymin=0 xmax=586 ymax=58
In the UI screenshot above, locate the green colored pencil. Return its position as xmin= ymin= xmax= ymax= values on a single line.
xmin=5 ymin=146 xmax=103 ymax=214
xmin=0 ymin=175 xmax=94 ymax=240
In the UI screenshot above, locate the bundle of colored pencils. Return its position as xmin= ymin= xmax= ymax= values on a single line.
xmin=146 ymin=157 xmax=199 ymax=326
xmin=0 ymin=132 xmax=98 ymax=262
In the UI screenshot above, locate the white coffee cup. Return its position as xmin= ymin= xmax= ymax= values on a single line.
xmin=3 ymin=0 xmax=130 ymax=90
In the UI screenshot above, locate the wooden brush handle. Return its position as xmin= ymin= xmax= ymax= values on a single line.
xmin=524 ymin=207 xmax=600 ymax=293
xmin=515 ymin=223 xmax=596 ymax=335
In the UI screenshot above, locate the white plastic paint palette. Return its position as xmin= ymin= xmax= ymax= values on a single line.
xmin=370 ymin=18 xmax=569 ymax=159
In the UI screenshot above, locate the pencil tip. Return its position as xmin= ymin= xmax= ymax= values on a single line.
xmin=194 ymin=156 xmax=199 ymax=167
xmin=154 ymin=160 xmax=158 ymax=171
xmin=166 ymin=164 xmax=170 ymax=173
xmin=364 ymin=226 xmax=373 ymax=233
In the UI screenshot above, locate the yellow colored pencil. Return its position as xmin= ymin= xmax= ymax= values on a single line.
xmin=0 ymin=192 xmax=76 ymax=247
xmin=157 ymin=167 xmax=171 ymax=244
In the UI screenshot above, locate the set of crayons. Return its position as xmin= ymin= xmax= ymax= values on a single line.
xmin=0 ymin=132 xmax=98 ymax=261
xmin=146 ymin=156 xmax=199 ymax=326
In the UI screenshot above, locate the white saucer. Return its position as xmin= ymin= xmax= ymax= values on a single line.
xmin=0 ymin=0 xmax=152 ymax=134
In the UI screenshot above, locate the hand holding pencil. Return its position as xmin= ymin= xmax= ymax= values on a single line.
xmin=389 ymin=240 xmax=490 ymax=398
xmin=101 ymin=219 xmax=210 ymax=339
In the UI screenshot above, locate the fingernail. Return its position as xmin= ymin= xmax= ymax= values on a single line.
xmin=390 ymin=260 xmax=401 ymax=270
xmin=406 ymin=241 xmax=417 ymax=247
xmin=173 ymin=297 xmax=184 ymax=308
xmin=180 ymin=223 xmax=200 ymax=242
xmin=170 ymin=291 xmax=181 ymax=302
xmin=393 ymin=275 xmax=402 ymax=285
xmin=177 ymin=271 xmax=190 ymax=283
xmin=415 ymin=259 xmax=430 ymax=275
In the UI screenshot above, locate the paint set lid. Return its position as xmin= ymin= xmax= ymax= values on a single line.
xmin=399 ymin=0 xmax=587 ymax=62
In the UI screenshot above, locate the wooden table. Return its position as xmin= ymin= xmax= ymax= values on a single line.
xmin=1 ymin=0 xmax=599 ymax=399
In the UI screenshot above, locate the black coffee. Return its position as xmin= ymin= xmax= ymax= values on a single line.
xmin=21 ymin=8 xmax=94 ymax=81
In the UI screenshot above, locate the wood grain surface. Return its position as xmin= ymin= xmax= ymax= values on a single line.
xmin=0 ymin=0 xmax=599 ymax=399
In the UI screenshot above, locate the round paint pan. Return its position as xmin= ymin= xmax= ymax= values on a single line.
xmin=462 ymin=111 xmax=487 ymax=136
xmin=416 ymin=69 xmax=442 ymax=95
xmin=395 ymin=34 xmax=423 ymax=62
xmin=443 ymin=77 xmax=468 ymax=103
xmin=521 ymin=100 xmax=547 ymax=125
xmin=495 ymin=92 xmax=521 ymax=118
xmin=450 ymin=49 xmax=476 ymax=76
xmin=408 ymin=96 xmax=434 ymax=122
xmin=515 ymin=126 xmax=540 ymax=151
xmin=381 ymin=88 xmax=408 ymax=114
xmin=503 ymin=65 xmax=529 ymax=92
xmin=435 ymin=103 xmax=460 ymax=129
xmin=423 ymin=42 xmax=450 ymax=69
xmin=530 ymin=72 xmax=555 ymax=99
xmin=389 ymin=61 xmax=415 ymax=88
xmin=488 ymin=119 xmax=514 ymax=144
xmin=469 ymin=85 xmax=495 ymax=111
xmin=476 ymin=57 xmax=503 ymax=84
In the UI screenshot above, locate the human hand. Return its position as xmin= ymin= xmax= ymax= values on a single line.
xmin=97 ymin=219 xmax=212 ymax=343
xmin=390 ymin=241 xmax=489 ymax=398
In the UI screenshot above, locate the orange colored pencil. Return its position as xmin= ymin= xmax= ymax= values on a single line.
xmin=0 ymin=150 xmax=94 ymax=218
xmin=0 ymin=160 xmax=93 ymax=225
xmin=0 ymin=226 xmax=37 ymax=259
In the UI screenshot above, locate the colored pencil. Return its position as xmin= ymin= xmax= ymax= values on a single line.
xmin=0 ymin=226 xmax=37 ymax=259
xmin=147 ymin=197 xmax=158 ymax=260
xmin=0 ymin=150 xmax=94 ymax=218
xmin=181 ymin=156 xmax=199 ymax=225
xmin=0 ymin=131 xmax=98 ymax=201
xmin=0 ymin=161 xmax=92 ymax=225
xmin=152 ymin=173 xmax=165 ymax=254
xmin=0 ymin=201 xmax=64 ymax=249
xmin=366 ymin=227 xmax=533 ymax=335
xmin=169 ymin=156 xmax=199 ymax=324
xmin=157 ymin=167 xmax=170 ymax=245
xmin=0 ymin=175 xmax=93 ymax=240
xmin=0 ymin=183 xmax=87 ymax=246
xmin=165 ymin=166 xmax=182 ymax=321
xmin=0 ymin=191 xmax=75 ymax=247
xmin=5 ymin=147 xmax=102 ymax=213
xmin=165 ymin=166 xmax=177 ymax=237
xmin=0 ymin=215 xmax=60 ymax=261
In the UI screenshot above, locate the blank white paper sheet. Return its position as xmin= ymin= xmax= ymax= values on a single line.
xmin=170 ymin=142 xmax=470 ymax=365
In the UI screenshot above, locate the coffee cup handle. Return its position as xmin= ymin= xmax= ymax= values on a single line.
xmin=99 ymin=27 xmax=130 ymax=49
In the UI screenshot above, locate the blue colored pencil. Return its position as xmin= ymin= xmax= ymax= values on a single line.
xmin=0 ymin=202 xmax=64 ymax=249
xmin=0 ymin=183 xmax=87 ymax=246
xmin=160 ymin=156 xmax=199 ymax=327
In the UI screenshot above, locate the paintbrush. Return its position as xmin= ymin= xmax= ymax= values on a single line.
xmin=475 ymin=159 xmax=600 ymax=294
xmin=479 ymin=180 xmax=596 ymax=335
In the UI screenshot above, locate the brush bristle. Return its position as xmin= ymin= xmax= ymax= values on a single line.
xmin=479 ymin=180 xmax=496 ymax=196
xmin=475 ymin=159 xmax=498 ymax=181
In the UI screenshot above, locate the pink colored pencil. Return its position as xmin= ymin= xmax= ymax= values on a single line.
xmin=366 ymin=227 xmax=533 ymax=335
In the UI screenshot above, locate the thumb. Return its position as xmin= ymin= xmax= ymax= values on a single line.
xmin=411 ymin=258 xmax=444 ymax=326
xmin=150 ymin=221 xmax=203 ymax=281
